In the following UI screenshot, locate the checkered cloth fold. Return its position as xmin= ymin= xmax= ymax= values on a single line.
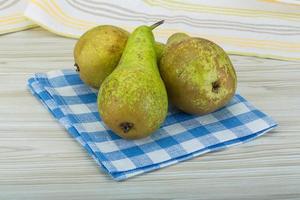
xmin=28 ymin=69 xmax=277 ymax=181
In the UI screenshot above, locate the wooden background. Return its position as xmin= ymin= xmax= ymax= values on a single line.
xmin=0 ymin=28 xmax=299 ymax=200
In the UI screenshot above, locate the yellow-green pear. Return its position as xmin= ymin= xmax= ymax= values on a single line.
xmin=74 ymin=25 xmax=128 ymax=88
xmin=98 ymin=21 xmax=168 ymax=139
xmin=160 ymin=33 xmax=237 ymax=115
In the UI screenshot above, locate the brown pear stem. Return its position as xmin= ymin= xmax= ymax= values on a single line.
xmin=150 ymin=20 xmax=164 ymax=30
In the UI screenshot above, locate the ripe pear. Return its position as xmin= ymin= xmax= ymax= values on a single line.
xmin=98 ymin=21 xmax=168 ymax=140
xmin=74 ymin=25 xmax=128 ymax=88
xmin=74 ymin=26 xmax=165 ymax=88
xmin=154 ymin=42 xmax=165 ymax=61
xmin=160 ymin=33 xmax=237 ymax=115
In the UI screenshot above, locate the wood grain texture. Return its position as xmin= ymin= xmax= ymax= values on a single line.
xmin=0 ymin=28 xmax=299 ymax=200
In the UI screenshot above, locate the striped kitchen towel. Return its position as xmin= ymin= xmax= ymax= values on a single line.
xmin=22 ymin=0 xmax=300 ymax=61
xmin=1 ymin=0 xmax=299 ymax=60
xmin=0 ymin=0 xmax=36 ymax=35
xmin=28 ymin=69 xmax=277 ymax=181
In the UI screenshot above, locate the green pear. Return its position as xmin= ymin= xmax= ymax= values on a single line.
xmin=98 ymin=21 xmax=168 ymax=140
xmin=74 ymin=25 xmax=165 ymax=88
xmin=160 ymin=33 xmax=237 ymax=115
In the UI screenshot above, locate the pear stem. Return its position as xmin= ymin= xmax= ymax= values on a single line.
xmin=150 ymin=20 xmax=164 ymax=30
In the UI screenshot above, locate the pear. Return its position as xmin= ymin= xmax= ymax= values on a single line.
xmin=154 ymin=42 xmax=165 ymax=61
xmin=98 ymin=21 xmax=168 ymax=139
xmin=74 ymin=25 xmax=165 ymax=88
xmin=160 ymin=33 xmax=237 ymax=115
xmin=74 ymin=25 xmax=128 ymax=88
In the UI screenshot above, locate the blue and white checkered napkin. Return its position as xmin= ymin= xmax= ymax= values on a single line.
xmin=28 ymin=69 xmax=277 ymax=181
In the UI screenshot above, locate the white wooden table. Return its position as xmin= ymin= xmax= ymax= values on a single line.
xmin=0 ymin=28 xmax=299 ymax=200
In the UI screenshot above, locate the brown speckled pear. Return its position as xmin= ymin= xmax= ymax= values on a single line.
xmin=98 ymin=21 xmax=168 ymax=140
xmin=160 ymin=33 xmax=237 ymax=115
xmin=74 ymin=25 xmax=165 ymax=89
